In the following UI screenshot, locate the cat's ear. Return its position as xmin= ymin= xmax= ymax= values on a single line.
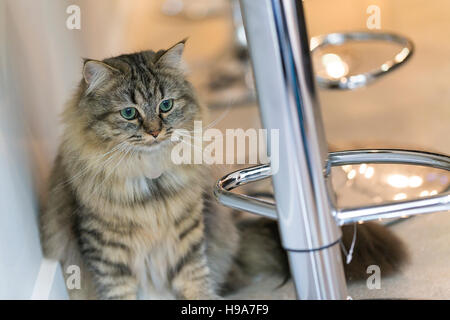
xmin=82 ymin=60 xmax=118 ymax=93
xmin=156 ymin=39 xmax=187 ymax=71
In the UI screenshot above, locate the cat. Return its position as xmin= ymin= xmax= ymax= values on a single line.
xmin=39 ymin=40 xmax=408 ymax=300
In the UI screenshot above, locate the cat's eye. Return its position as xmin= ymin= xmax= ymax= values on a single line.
xmin=159 ymin=99 xmax=174 ymax=113
xmin=120 ymin=107 xmax=137 ymax=120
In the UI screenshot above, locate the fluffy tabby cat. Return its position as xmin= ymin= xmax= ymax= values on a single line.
xmin=39 ymin=41 xmax=408 ymax=300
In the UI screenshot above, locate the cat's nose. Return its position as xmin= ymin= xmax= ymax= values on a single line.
xmin=145 ymin=120 xmax=162 ymax=138
xmin=148 ymin=129 xmax=161 ymax=138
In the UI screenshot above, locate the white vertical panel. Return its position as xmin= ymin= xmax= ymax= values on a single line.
xmin=0 ymin=0 xmax=84 ymax=299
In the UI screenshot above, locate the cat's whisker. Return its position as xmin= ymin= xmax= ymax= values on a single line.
xmin=51 ymin=141 xmax=129 ymax=192
xmin=171 ymin=132 xmax=194 ymax=139
xmin=182 ymin=100 xmax=234 ymax=134
xmin=178 ymin=139 xmax=204 ymax=152
xmin=203 ymin=106 xmax=232 ymax=130
xmin=84 ymin=145 xmax=133 ymax=204
xmin=90 ymin=141 xmax=127 ymax=160
xmin=99 ymin=144 xmax=129 ymax=171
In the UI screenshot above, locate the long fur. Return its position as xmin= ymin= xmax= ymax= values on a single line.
xmin=40 ymin=43 xmax=408 ymax=300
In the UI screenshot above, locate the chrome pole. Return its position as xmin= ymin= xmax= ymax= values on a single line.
xmin=239 ymin=0 xmax=348 ymax=299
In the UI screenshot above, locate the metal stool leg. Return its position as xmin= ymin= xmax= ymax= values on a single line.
xmin=239 ymin=0 xmax=348 ymax=299
xmin=218 ymin=0 xmax=450 ymax=300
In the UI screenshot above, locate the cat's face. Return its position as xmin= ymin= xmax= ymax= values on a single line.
xmin=77 ymin=41 xmax=199 ymax=154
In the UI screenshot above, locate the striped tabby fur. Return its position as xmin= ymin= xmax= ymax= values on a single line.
xmin=40 ymin=41 xmax=407 ymax=300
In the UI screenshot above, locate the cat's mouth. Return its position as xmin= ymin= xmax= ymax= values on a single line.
xmin=127 ymin=133 xmax=172 ymax=153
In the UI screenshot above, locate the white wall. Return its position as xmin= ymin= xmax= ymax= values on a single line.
xmin=0 ymin=0 xmax=85 ymax=299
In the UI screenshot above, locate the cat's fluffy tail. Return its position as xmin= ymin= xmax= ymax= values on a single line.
xmin=340 ymin=222 xmax=409 ymax=280
xmin=223 ymin=215 xmax=408 ymax=293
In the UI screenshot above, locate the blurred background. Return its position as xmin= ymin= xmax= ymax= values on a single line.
xmin=1 ymin=0 xmax=449 ymax=299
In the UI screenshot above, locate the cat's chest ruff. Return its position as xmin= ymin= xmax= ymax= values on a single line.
xmin=121 ymin=173 xmax=198 ymax=230
xmin=123 ymin=173 xmax=186 ymax=205
xmin=124 ymin=176 xmax=153 ymax=200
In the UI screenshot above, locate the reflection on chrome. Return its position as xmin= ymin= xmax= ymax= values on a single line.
xmin=321 ymin=53 xmax=349 ymax=79
xmin=394 ymin=193 xmax=408 ymax=201
xmin=347 ymin=169 xmax=356 ymax=180
xmin=408 ymin=176 xmax=423 ymax=188
xmin=387 ymin=174 xmax=409 ymax=188
xmin=386 ymin=174 xmax=423 ymax=188
xmin=364 ymin=166 xmax=375 ymax=178
xmin=310 ymin=31 xmax=414 ymax=90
